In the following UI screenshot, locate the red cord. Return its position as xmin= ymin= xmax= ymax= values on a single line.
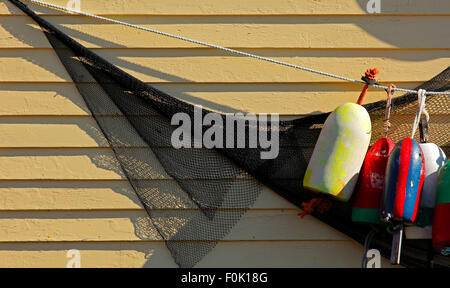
xmin=298 ymin=198 xmax=332 ymax=218
xmin=356 ymin=68 xmax=379 ymax=105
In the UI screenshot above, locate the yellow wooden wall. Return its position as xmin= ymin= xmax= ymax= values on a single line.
xmin=0 ymin=0 xmax=448 ymax=267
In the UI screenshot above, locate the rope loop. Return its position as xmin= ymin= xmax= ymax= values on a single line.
xmin=384 ymin=84 xmax=395 ymax=138
xmin=411 ymin=89 xmax=430 ymax=139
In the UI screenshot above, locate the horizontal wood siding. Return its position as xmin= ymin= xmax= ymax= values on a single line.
xmin=1 ymin=0 xmax=448 ymax=267
xmin=2 ymin=0 xmax=450 ymax=15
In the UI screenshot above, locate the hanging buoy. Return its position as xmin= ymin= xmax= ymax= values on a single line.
xmin=404 ymin=144 xmax=446 ymax=239
xmin=352 ymin=138 xmax=394 ymax=222
xmin=303 ymin=69 xmax=376 ymax=202
xmin=352 ymin=85 xmax=395 ymax=223
xmin=380 ymin=89 xmax=429 ymax=265
xmin=382 ymin=89 xmax=430 ymax=224
xmin=381 ymin=138 xmax=425 ymax=223
xmin=419 ymin=144 xmax=446 ymax=210
xmin=405 ymin=127 xmax=447 ymax=238
xmin=380 ymin=137 xmax=425 ymax=264
xmin=432 ymin=160 xmax=450 ymax=255
xmin=404 ymin=90 xmax=447 ymax=239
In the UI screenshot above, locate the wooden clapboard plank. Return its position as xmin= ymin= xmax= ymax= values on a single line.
xmin=153 ymin=83 xmax=424 ymax=115
xmin=0 ymin=240 xmax=399 ymax=268
xmin=0 ymin=83 xmax=427 ymax=116
xmin=0 ymin=114 xmax=446 ymax=148
xmin=0 ymin=16 xmax=51 ymax=48
xmin=0 ymin=210 xmax=162 ymax=242
xmin=0 ymin=148 xmax=130 ymax=180
xmin=0 ymin=210 xmax=350 ymax=242
xmin=0 ymin=241 xmax=177 ymax=268
xmin=0 ymin=50 xmax=72 ymax=82
xmin=0 ymin=83 xmax=90 ymax=116
xmin=0 ymin=148 xmax=257 ymax=180
xmin=0 ymin=117 xmax=108 ymax=147
xmin=92 ymin=49 xmax=450 ymax=83
xmin=1 ymin=49 xmax=448 ymax=83
xmin=2 ymin=82 xmax=446 ymax=116
xmin=199 ymin=241 xmax=400 ymax=268
xmin=0 ymin=180 xmax=142 ymax=210
xmin=0 ymin=181 xmax=297 ymax=210
xmin=2 ymin=15 xmax=450 ymax=48
xmin=2 ymin=0 xmax=450 ymax=16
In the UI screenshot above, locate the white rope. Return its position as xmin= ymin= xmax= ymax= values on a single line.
xmin=22 ymin=0 xmax=450 ymax=96
xmin=411 ymin=89 xmax=430 ymax=139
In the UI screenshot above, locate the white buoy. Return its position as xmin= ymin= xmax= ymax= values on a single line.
xmin=303 ymin=103 xmax=371 ymax=202
xmin=406 ymin=143 xmax=447 ymax=239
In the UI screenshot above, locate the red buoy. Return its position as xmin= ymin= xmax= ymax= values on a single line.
xmin=381 ymin=138 xmax=425 ymax=223
xmin=352 ymin=138 xmax=395 ymax=223
xmin=353 ymin=84 xmax=395 ymax=223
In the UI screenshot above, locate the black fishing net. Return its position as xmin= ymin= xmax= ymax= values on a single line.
xmin=10 ymin=0 xmax=450 ymax=268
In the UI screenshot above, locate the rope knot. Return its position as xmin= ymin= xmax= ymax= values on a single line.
xmin=362 ymin=68 xmax=379 ymax=84
xmin=384 ymin=121 xmax=391 ymax=131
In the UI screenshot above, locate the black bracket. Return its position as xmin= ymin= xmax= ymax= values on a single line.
xmin=419 ymin=118 xmax=429 ymax=143
xmin=361 ymin=76 xmax=377 ymax=85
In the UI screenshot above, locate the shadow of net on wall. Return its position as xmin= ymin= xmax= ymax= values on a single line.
xmin=10 ymin=0 xmax=450 ymax=268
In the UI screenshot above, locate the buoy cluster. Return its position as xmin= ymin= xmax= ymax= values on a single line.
xmin=303 ymin=69 xmax=449 ymax=264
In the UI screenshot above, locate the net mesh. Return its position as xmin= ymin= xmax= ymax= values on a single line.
xmin=11 ymin=0 xmax=450 ymax=268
